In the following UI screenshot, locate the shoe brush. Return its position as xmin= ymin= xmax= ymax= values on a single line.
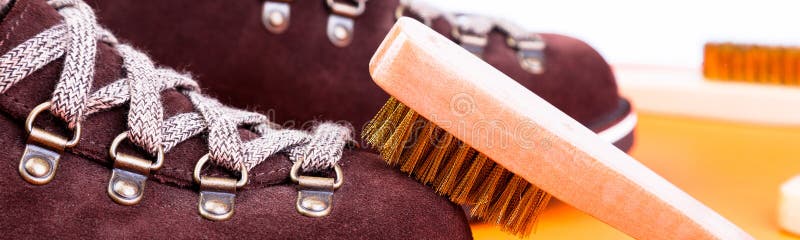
xmin=363 ymin=17 xmax=753 ymax=239
xmin=614 ymin=43 xmax=800 ymax=126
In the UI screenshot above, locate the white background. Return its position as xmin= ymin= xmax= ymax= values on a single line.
xmin=430 ymin=0 xmax=800 ymax=68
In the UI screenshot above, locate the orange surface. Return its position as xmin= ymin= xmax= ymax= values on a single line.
xmin=471 ymin=113 xmax=800 ymax=239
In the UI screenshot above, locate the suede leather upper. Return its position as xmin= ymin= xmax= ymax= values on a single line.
xmin=84 ymin=0 xmax=629 ymax=143
xmin=0 ymin=1 xmax=472 ymax=238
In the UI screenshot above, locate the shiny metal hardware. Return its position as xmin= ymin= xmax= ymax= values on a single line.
xmin=394 ymin=4 xmax=431 ymax=26
xmin=326 ymin=0 xmax=366 ymax=17
xmin=262 ymin=0 xmax=293 ymax=34
xmin=19 ymin=102 xmax=81 ymax=185
xmin=19 ymin=144 xmax=61 ymax=185
xmin=327 ymin=15 xmax=354 ymax=47
xmin=325 ymin=0 xmax=367 ymax=47
xmin=395 ymin=5 xmax=410 ymax=22
xmin=193 ymin=154 xmax=248 ymax=221
xmin=107 ymin=132 xmax=165 ymax=205
xmin=450 ymin=14 xmax=493 ymax=57
xmin=394 ymin=1 xmax=442 ymax=26
xmin=495 ymin=19 xmax=547 ymax=74
xmin=506 ymin=34 xmax=546 ymax=74
xmin=290 ymin=158 xmax=343 ymax=217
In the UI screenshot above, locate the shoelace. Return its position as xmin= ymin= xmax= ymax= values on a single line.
xmin=0 ymin=0 xmax=351 ymax=176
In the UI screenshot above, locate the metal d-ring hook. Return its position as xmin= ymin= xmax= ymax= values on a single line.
xmin=290 ymin=156 xmax=344 ymax=217
xmin=106 ymin=131 xmax=165 ymax=205
xmin=193 ymin=153 xmax=248 ymax=221
xmin=19 ymin=101 xmax=83 ymax=185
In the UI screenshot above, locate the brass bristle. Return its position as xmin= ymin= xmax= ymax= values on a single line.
xmin=399 ymin=122 xmax=436 ymax=171
xmin=506 ymin=185 xmax=552 ymax=236
xmin=451 ymin=153 xmax=489 ymax=203
xmin=470 ymin=165 xmax=508 ymax=218
xmin=380 ymin=110 xmax=418 ymax=165
xmin=487 ymin=175 xmax=525 ymax=224
xmin=363 ymin=98 xmax=408 ymax=148
xmin=704 ymin=42 xmax=800 ymax=85
xmin=363 ymin=97 xmax=552 ymax=237
xmin=418 ymin=132 xmax=455 ymax=184
xmin=434 ymin=143 xmax=473 ymax=194
xmin=506 ymin=186 xmax=537 ymax=235
xmin=362 ymin=97 xmax=398 ymax=138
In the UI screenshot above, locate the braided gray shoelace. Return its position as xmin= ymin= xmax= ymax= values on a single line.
xmin=0 ymin=0 xmax=351 ymax=173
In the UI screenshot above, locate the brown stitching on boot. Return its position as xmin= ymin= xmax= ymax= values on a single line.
xmin=248 ymin=167 xmax=290 ymax=186
xmin=252 ymin=167 xmax=288 ymax=177
xmin=1 ymin=0 xmax=27 ymax=46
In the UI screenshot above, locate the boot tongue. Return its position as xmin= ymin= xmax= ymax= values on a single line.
xmin=0 ymin=0 xmax=292 ymax=189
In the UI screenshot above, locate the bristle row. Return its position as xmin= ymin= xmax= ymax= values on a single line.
xmin=704 ymin=42 xmax=800 ymax=85
xmin=362 ymin=97 xmax=552 ymax=237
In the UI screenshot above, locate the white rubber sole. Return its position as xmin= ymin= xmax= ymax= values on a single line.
xmin=597 ymin=112 xmax=637 ymax=144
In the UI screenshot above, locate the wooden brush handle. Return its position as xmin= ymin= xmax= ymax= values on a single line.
xmin=369 ymin=18 xmax=752 ymax=240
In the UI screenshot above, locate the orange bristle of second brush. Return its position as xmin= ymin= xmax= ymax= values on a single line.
xmin=703 ymin=42 xmax=800 ymax=85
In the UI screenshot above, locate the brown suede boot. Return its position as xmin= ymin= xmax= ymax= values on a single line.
xmin=85 ymin=0 xmax=636 ymax=151
xmin=0 ymin=0 xmax=471 ymax=239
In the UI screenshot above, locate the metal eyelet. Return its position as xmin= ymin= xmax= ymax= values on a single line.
xmin=19 ymin=101 xmax=82 ymax=185
xmin=450 ymin=14 xmax=493 ymax=57
xmin=193 ymin=154 xmax=248 ymax=221
xmin=494 ymin=19 xmax=547 ymax=74
xmin=326 ymin=0 xmax=366 ymax=17
xmin=106 ymin=132 xmax=165 ymax=205
xmin=262 ymin=0 xmax=293 ymax=34
xmin=394 ymin=5 xmax=408 ymax=21
xmin=325 ymin=0 xmax=367 ymax=47
xmin=394 ymin=4 xmax=432 ymax=26
xmin=290 ymin=157 xmax=343 ymax=217
xmin=506 ymin=34 xmax=546 ymax=74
